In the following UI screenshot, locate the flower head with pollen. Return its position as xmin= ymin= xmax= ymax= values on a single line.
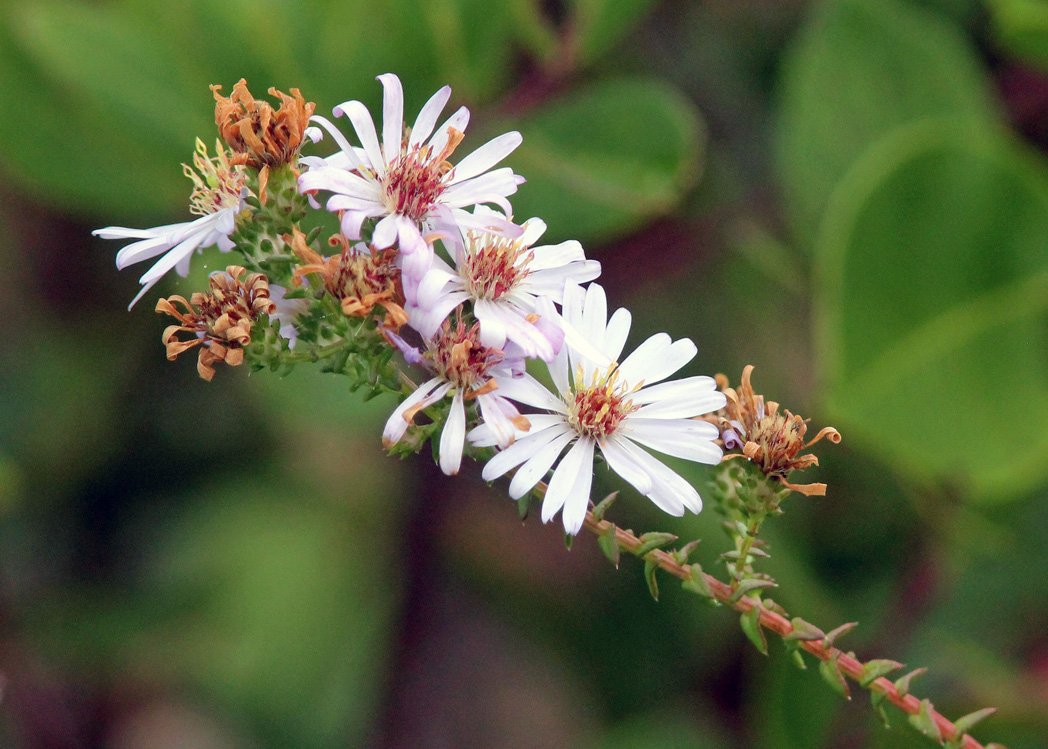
xmin=383 ymin=315 xmax=530 ymax=476
xmin=94 ymin=139 xmax=248 ymax=309
xmin=705 ymin=365 xmax=841 ymax=496
xmin=298 ymin=74 xmax=525 ymax=305
xmin=286 ymin=227 xmax=407 ymax=330
xmin=408 ymin=207 xmax=599 ymax=360
xmin=155 ymin=265 xmax=275 ymax=381
xmin=478 ymin=282 xmax=727 ymax=535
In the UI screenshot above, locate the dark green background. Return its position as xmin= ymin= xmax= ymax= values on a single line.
xmin=0 ymin=0 xmax=1045 ymax=746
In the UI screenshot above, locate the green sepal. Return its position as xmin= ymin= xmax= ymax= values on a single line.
xmin=518 ymin=492 xmax=534 ymax=522
xmin=951 ymin=707 xmax=996 ymax=737
xmin=740 ymin=605 xmax=768 ymax=655
xmin=721 ymin=547 xmax=770 ymax=561
xmin=822 ymin=621 xmax=858 ymax=648
xmin=634 ymin=532 xmax=678 ymax=557
xmin=894 ymin=667 xmax=928 ymax=697
xmin=785 ymin=617 xmax=825 ymax=641
xmin=643 ymin=560 xmax=660 ymax=601
xmin=871 ymin=690 xmax=891 ymax=728
xmin=819 ymin=652 xmax=851 ymax=700
xmin=591 ymin=491 xmax=618 ymax=522
xmin=860 ymin=659 xmax=904 ymax=687
xmin=671 ymin=539 xmax=702 ymax=565
xmin=782 ymin=639 xmax=807 ymax=670
xmin=729 ymin=578 xmax=777 ymax=603
xmin=564 ymin=533 xmax=574 ymax=551
xmin=907 ymin=699 xmax=943 ymax=742
xmin=598 ymin=523 xmax=621 ymax=568
xmin=682 ymin=564 xmax=719 ymax=605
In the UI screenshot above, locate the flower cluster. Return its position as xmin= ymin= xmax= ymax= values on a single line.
xmin=94 ymin=74 xmax=729 ymax=534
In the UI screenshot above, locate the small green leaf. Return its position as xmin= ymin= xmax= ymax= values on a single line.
xmin=634 ymin=531 xmax=678 ymax=557
xmin=729 ymin=578 xmax=777 ymax=604
xmin=894 ymin=667 xmax=928 ymax=697
xmin=871 ymin=690 xmax=892 ymax=728
xmin=819 ymin=653 xmax=851 ymax=700
xmin=598 ymin=523 xmax=621 ymax=568
xmin=907 ymin=699 xmax=943 ymax=742
xmin=671 ymin=539 xmax=701 ymax=565
xmin=682 ymin=564 xmax=719 ymax=605
xmin=952 ymin=707 xmax=997 ymax=736
xmin=822 ymin=622 xmax=859 ymax=648
xmin=739 ymin=606 xmax=768 ymax=656
xmin=564 ymin=532 xmax=575 ymax=551
xmin=785 ymin=618 xmax=825 ymax=642
xmin=643 ymin=560 xmax=659 ymax=601
xmin=591 ymin=491 xmax=618 ymax=522
xmin=518 ymin=491 xmax=534 ymax=522
xmin=860 ymin=659 xmax=904 ymax=687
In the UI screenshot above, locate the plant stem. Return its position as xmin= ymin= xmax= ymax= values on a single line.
xmin=580 ymin=510 xmax=991 ymax=749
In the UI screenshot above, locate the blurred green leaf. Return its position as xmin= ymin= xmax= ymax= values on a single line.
xmin=0 ymin=15 xmax=187 ymax=213
xmin=569 ymin=0 xmax=658 ymax=67
xmin=8 ymin=3 xmax=210 ymax=153
xmin=776 ymin=0 xmax=998 ymax=242
xmin=815 ymin=120 xmax=1048 ymax=503
xmin=987 ymin=0 xmax=1048 ymax=72
xmin=146 ymin=482 xmax=401 ymax=748
xmin=507 ymin=77 xmax=704 ymax=243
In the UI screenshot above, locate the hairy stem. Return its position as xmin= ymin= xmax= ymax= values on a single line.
xmin=580 ymin=510 xmax=992 ymax=749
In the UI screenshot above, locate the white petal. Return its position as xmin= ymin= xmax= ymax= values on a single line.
xmin=599 ymin=436 xmax=653 ymax=496
xmin=429 ymin=106 xmax=470 ymax=153
xmin=541 ymin=437 xmax=594 ymax=531
xmin=439 ymin=390 xmax=467 ymax=475
xmin=377 ymin=73 xmax=404 ymax=167
xmin=508 ymin=430 xmax=574 ymax=499
xmin=617 ymin=438 xmax=701 ymax=515
xmin=604 ymin=308 xmax=632 ymax=363
xmin=618 ymin=335 xmax=696 ymax=387
xmin=490 ymin=372 xmax=567 ymax=413
xmin=625 ymin=419 xmax=723 ymax=464
xmin=410 ymin=85 xmax=452 ymax=147
xmin=334 ymin=100 xmax=385 ymax=171
xmin=383 ymin=378 xmax=448 ymax=445
xmin=441 ymin=168 xmax=521 ymax=209
xmin=305 ymin=115 xmax=365 ymax=170
xmin=449 ymin=132 xmax=522 ymax=185
xmin=482 ymin=422 xmax=568 ymax=481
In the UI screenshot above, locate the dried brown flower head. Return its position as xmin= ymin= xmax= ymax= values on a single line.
xmin=286 ymin=227 xmax=407 ymax=330
xmin=212 ymin=80 xmax=315 ymax=202
xmin=705 ymin=365 xmax=841 ymax=496
xmin=156 ymin=265 xmax=276 ymax=381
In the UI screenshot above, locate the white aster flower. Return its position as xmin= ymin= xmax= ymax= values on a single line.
xmin=478 ymin=282 xmax=727 ymax=535
xmin=383 ymin=317 xmax=530 ymax=476
xmin=298 ymin=73 xmax=525 ymax=302
xmin=93 ymin=139 xmax=247 ymax=309
xmin=408 ymin=207 xmax=601 ymax=361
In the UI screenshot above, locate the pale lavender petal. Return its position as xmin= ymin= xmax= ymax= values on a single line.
xmin=377 ymin=74 xmax=404 ymax=167
xmin=449 ymin=132 xmax=523 ymax=185
xmin=410 ymin=85 xmax=452 ymax=147
xmin=334 ymin=100 xmax=384 ymax=171
xmin=439 ymin=390 xmax=467 ymax=475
